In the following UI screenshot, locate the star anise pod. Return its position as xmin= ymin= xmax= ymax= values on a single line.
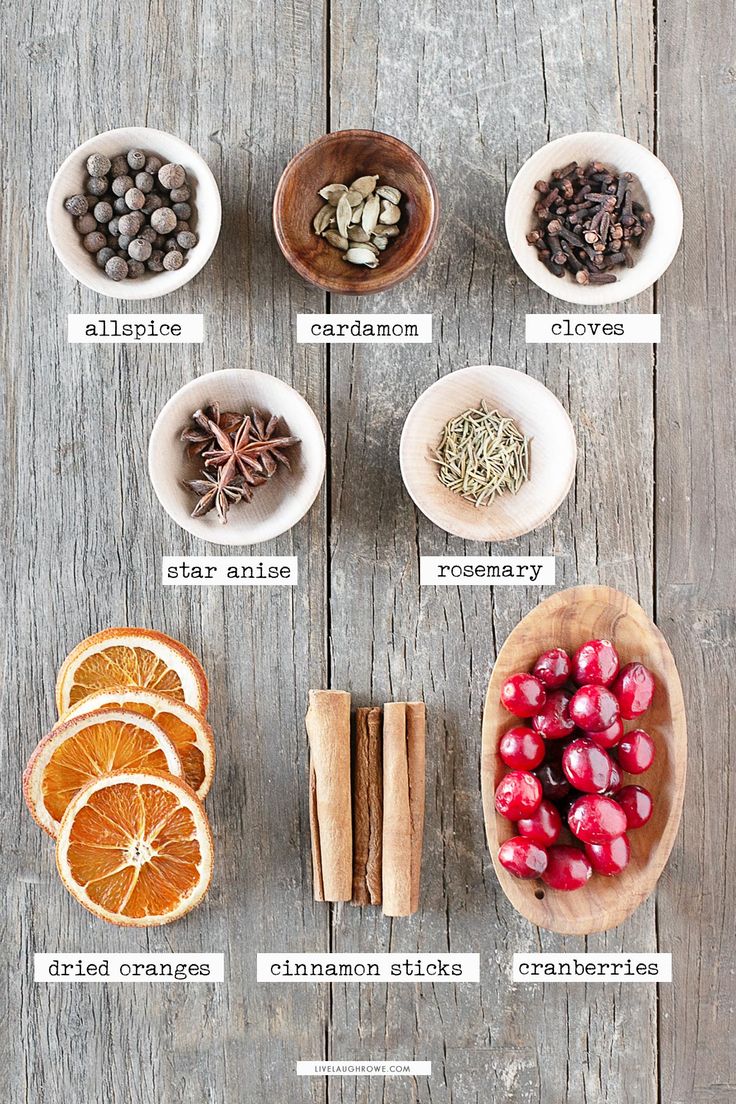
xmin=203 ymin=411 xmax=299 ymax=481
xmin=185 ymin=467 xmax=247 ymax=524
xmin=181 ymin=403 xmax=243 ymax=460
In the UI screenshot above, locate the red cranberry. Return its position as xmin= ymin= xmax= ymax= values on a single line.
xmin=532 ymin=690 xmax=575 ymax=740
xmin=494 ymin=771 xmax=542 ymax=820
xmin=587 ymin=714 xmax=624 ymax=749
xmin=606 ymin=761 xmax=623 ymax=794
xmin=572 ymin=638 xmax=620 ymax=687
xmin=498 ymin=836 xmax=548 ymax=879
xmin=541 ymin=845 xmax=592 ymax=891
xmin=500 ymin=673 xmax=547 ymax=718
xmin=562 ymin=737 xmax=616 ymax=793
xmin=535 ymin=760 xmax=571 ymax=801
xmin=585 ymin=834 xmax=631 ymax=876
xmin=532 ymin=648 xmax=571 ymax=689
xmin=568 ymin=794 xmax=627 ymax=843
xmin=569 ymin=684 xmax=620 ymax=732
xmin=611 ymin=662 xmax=655 ymax=719
xmin=498 ymin=726 xmax=545 ymax=771
xmin=517 ymin=799 xmax=562 ymax=846
xmin=617 ymin=784 xmax=653 ymax=829
xmin=617 ymin=729 xmax=655 ymax=774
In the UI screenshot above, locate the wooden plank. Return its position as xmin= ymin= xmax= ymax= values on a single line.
xmin=1 ymin=1 xmax=329 ymax=1102
xmin=655 ymin=1 xmax=736 ymax=1100
xmin=327 ymin=0 xmax=658 ymax=1101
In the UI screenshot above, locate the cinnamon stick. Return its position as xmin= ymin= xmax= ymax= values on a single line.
xmin=306 ymin=690 xmax=352 ymax=902
xmin=406 ymin=702 xmax=426 ymax=915
xmin=351 ymin=707 xmax=383 ymax=906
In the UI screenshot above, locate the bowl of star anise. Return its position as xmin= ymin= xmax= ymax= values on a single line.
xmin=149 ymin=369 xmax=326 ymax=544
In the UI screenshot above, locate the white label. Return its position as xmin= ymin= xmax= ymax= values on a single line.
xmin=526 ymin=313 xmax=660 ymax=343
xmin=162 ymin=556 xmax=297 ymax=586
xmin=68 ymin=314 xmax=204 ymax=343
xmin=34 ymin=953 xmax=224 ymax=983
xmin=512 ymin=953 xmax=671 ymax=982
xmin=297 ymin=1061 xmax=431 ymax=1077
xmin=420 ymin=556 xmax=555 ymax=586
xmin=258 ymin=953 xmax=479 ymax=983
xmin=296 ymin=314 xmax=431 ymax=343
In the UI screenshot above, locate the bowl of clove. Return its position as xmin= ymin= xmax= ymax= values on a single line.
xmin=400 ymin=365 xmax=577 ymax=542
xmin=148 ymin=369 xmax=326 ymax=545
xmin=273 ymin=129 xmax=440 ymax=294
xmin=505 ymin=132 xmax=683 ymax=305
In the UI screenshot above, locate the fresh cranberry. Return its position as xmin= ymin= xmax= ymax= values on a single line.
xmin=606 ymin=761 xmax=623 ymax=794
xmin=568 ymin=794 xmax=628 ymax=843
xmin=498 ymin=726 xmax=545 ymax=771
xmin=498 ymin=836 xmax=548 ymax=879
xmin=532 ymin=690 xmax=575 ymax=740
xmin=587 ymin=714 xmax=624 ymax=749
xmin=494 ymin=771 xmax=542 ymax=820
xmin=500 ymin=673 xmax=547 ymax=718
xmin=617 ymin=729 xmax=655 ymax=774
xmin=532 ymin=648 xmax=571 ymax=689
xmin=569 ymin=684 xmax=620 ymax=732
xmin=572 ymin=638 xmax=620 ymax=687
xmin=585 ymin=834 xmax=631 ymax=876
xmin=562 ymin=737 xmax=616 ymax=793
xmin=611 ymin=662 xmax=655 ymax=719
xmin=517 ymin=799 xmax=562 ymax=846
xmin=617 ymin=785 xmax=653 ymax=829
xmin=541 ymin=845 xmax=592 ymax=891
xmin=535 ymin=760 xmax=571 ymax=801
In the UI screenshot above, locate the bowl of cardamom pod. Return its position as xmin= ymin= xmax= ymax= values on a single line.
xmin=400 ymin=365 xmax=577 ymax=542
xmin=273 ymin=129 xmax=440 ymax=294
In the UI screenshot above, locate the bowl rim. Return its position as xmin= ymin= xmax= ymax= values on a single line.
xmin=505 ymin=130 xmax=683 ymax=306
xmin=399 ymin=364 xmax=577 ymax=541
xmin=148 ymin=368 xmax=326 ymax=546
xmin=47 ymin=125 xmax=222 ymax=301
xmin=272 ymin=128 xmax=440 ymax=294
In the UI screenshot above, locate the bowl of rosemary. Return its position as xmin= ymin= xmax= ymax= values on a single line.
xmin=399 ymin=365 xmax=576 ymax=542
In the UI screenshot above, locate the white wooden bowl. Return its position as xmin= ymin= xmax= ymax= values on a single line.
xmin=399 ymin=365 xmax=576 ymax=542
xmin=505 ymin=132 xmax=683 ymax=305
xmin=149 ymin=369 xmax=325 ymax=546
xmin=47 ymin=126 xmax=221 ymax=300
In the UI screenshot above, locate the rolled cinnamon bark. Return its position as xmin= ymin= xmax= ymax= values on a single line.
xmin=351 ymin=707 xmax=383 ymax=906
xmin=382 ymin=701 xmax=426 ymax=916
xmin=406 ymin=702 xmax=426 ymax=915
xmin=306 ymin=690 xmax=352 ymax=902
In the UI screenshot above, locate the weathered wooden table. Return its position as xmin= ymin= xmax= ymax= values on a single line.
xmin=3 ymin=0 xmax=734 ymax=1101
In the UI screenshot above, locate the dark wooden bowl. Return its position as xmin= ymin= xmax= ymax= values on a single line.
xmin=273 ymin=129 xmax=440 ymax=295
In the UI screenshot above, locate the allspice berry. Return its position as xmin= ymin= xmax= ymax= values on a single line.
xmin=128 ymin=237 xmax=153 ymax=262
xmin=114 ymin=196 xmax=129 ymax=214
xmin=83 ymin=231 xmax=107 ymax=253
xmin=127 ymin=259 xmax=145 ymax=278
xmin=177 ymin=230 xmax=197 ymax=250
xmin=124 ymin=187 xmax=146 ymax=211
xmin=75 ymin=213 xmax=97 ymax=235
xmin=163 ymin=250 xmax=184 ymax=270
xmin=64 ymin=194 xmax=88 ymax=217
xmin=96 ymin=246 xmax=115 ymax=268
xmin=86 ymin=153 xmax=111 ymax=178
xmin=135 ymin=171 xmax=154 ymax=194
xmin=144 ymin=155 xmax=163 ymax=175
xmin=111 ymin=174 xmax=134 ymax=197
xmin=118 ymin=212 xmax=143 ymax=237
xmin=147 ymin=250 xmax=165 ymax=272
xmin=93 ymin=201 xmax=113 ymax=224
xmin=169 ymin=186 xmax=190 ymax=203
xmin=158 ymin=163 xmax=186 ymax=190
xmin=86 ymin=176 xmax=108 ymax=197
xmin=143 ymin=193 xmax=163 ymax=215
xmin=110 ymin=155 xmax=129 ymax=177
xmin=127 ymin=148 xmax=146 ymax=171
xmin=105 ymin=256 xmax=128 ymax=281
xmin=151 ymin=207 xmax=177 ymax=235
xmin=172 ymin=202 xmax=191 ymax=221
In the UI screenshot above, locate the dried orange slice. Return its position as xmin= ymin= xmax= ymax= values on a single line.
xmin=64 ymin=689 xmax=215 ymax=800
xmin=23 ymin=708 xmax=183 ymax=837
xmin=56 ymin=771 xmax=213 ymax=926
xmin=56 ymin=628 xmax=209 ymax=717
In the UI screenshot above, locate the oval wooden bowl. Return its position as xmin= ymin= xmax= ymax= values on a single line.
xmin=481 ymin=585 xmax=686 ymax=935
xmin=273 ymin=129 xmax=439 ymax=295
xmin=400 ymin=365 xmax=576 ymax=541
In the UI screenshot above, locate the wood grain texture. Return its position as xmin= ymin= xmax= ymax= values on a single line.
xmin=1 ymin=0 xmax=733 ymax=1101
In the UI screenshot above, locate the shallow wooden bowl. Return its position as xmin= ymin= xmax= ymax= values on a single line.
xmin=481 ymin=585 xmax=687 ymax=935
xmin=273 ymin=129 xmax=439 ymax=295
xmin=148 ymin=369 xmax=325 ymax=546
xmin=47 ymin=126 xmax=221 ymax=300
xmin=400 ymin=365 xmax=576 ymax=542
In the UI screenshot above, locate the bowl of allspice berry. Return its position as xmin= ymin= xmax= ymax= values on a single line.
xmin=273 ymin=129 xmax=440 ymax=295
xmin=47 ymin=126 xmax=221 ymax=300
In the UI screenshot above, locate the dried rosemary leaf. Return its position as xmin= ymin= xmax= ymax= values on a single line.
xmin=431 ymin=400 xmax=531 ymax=508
